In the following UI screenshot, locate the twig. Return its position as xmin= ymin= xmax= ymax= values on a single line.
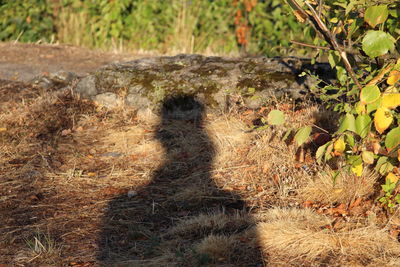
xmin=303 ymin=1 xmax=363 ymax=90
xmin=291 ymin=40 xmax=331 ymax=50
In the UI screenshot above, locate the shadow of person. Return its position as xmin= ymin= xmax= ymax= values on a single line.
xmin=98 ymin=95 xmax=263 ymax=266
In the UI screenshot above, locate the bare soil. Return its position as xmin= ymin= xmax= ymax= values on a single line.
xmin=0 ymin=42 xmax=146 ymax=81
xmin=1 ymin=42 xmax=400 ymax=267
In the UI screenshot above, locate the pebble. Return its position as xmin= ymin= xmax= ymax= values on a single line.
xmin=127 ymin=190 xmax=138 ymax=198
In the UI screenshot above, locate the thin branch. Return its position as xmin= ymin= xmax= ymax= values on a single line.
xmin=291 ymin=40 xmax=331 ymax=50
xmin=303 ymin=1 xmax=363 ymax=90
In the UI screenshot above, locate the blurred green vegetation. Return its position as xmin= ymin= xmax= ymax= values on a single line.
xmin=0 ymin=0 xmax=310 ymax=56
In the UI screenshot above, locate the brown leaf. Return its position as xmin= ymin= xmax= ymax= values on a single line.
xmin=303 ymin=200 xmax=314 ymax=208
xmin=349 ymin=198 xmax=362 ymax=209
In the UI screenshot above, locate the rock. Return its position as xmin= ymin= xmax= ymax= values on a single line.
xmin=92 ymin=92 xmax=121 ymax=107
xmin=72 ymin=54 xmax=333 ymax=112
xmin=75 ymin=75 xmax=97 ymax=97
xmin=31 ymin=71 xmax=77 ymax=89
xmin=127 ymin=190 xmax=137 ymax=198
xmin=125 ymin=94 xmax=151 ymax=109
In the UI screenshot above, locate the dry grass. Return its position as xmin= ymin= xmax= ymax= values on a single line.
xmin=300 ymin=169 xmax=378 ymax=205
xmin=1 ymin=80 xmax=400 ymax=266
xmin=256 ymin=208 xmax=400 ymax=266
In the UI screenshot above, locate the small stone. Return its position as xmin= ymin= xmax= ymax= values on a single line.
xmin=127 ymin=190 xmax=137 ymax=198
xmin=75 ymin=76 xmax=97 ymax=97
xmin=93 ymin=92 xmax=121 ymax=108
xmin=125 ymin=94 xmax=151 ymax=109
xmin=61 ymin=129 xmax=72 ymax=136
xmin=100 ymin=152 xmax=123 ymax=158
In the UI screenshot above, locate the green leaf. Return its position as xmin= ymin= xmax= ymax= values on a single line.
xmin=348 ymin=155 xmax=362 ymax=166
xmin=294 ymin=126 xmax=312 ymax=146
xmin=345 ymin=133 xmax=355 ymax=147
xmin=338 ymin=113 xmax=356 ymax=133
xmin=316 ymin=142 xmax=328 ymax=164
xmin=267 ymin=110 xmax=285 ymax=125
xmin=355 ymin=114 xmax=372 ymax=138
xmin=364 ymin=5 xmax=388 ymax=28
xmin=385 ymin=127 xmax=400 ymax=150
xmin=328 ymin=51 xmax=340 ymax=68
xmin=362 ymin=30 xmax=395 ymax=58
xmin=366 ymin=98 xmax=382 ymax=114
xmin=360 ymin=85 xmax=381 ymax=104
xmin=325 ymin=142 xmax=333 ymax=161
xmin=336 ymin=66 xmax=348 ymax=86
xmin=282 ymin=129 xmax=292 ymax=141
xmin=375 ymin=156 xmax=394 ymax=175
xmin=362 ymin=151 xmax=375 ymax=165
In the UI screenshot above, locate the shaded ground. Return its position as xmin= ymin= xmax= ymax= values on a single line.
xmin=1 ymin=43 xmax=400 ymax=266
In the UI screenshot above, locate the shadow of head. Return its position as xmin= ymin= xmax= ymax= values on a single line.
xmin=97 ymin=94 xmax=260 ymax=265
xmin=160 ymin=95 xmax=204 ymax=122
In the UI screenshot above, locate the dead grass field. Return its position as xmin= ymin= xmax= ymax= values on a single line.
xmin=1 ymin=79 xmax=400 ymax=266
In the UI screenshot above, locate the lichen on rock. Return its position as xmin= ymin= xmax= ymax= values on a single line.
xmin=73 ymin=54 xmax=332 ymax=113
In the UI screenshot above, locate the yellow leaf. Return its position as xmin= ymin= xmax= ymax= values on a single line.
xmin=398 ymin=149 xmax=400 ymax=161
xmin=374 ymin=107 xmax=393 ymax=134
xmin=333 ymin=26 xmax=343 ymax=34
xmin=351 ymin=163 xmax=363 ymax=177
xmin=387 ymin=70 xmax=400 ymax=85
xmin=355 ymin=102 xmax=366 ymax=114
xmin=0 ymin=127 xmax=6 ymax=132
xmin=386 ymin=172 xmax=399 ymax=184
xmin=87 ymin=172 xmax=97 ymax=177
xmin=382 ymin=93 xmax=400 ymax=109
xmin=333 ymin=137 xmax=346 ymax=154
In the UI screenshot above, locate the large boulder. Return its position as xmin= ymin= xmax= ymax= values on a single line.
xmin=73 ymin=54 xmax=332 ymax=112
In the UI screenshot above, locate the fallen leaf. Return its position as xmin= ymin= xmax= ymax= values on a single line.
xmin=0 ymin=127 xmax=6 ymax=132
xmin=349 ymin=197 xmax=362 ymax=209
xmin=325 ymin=203 xmax=347 ymax=216
xmin=303 ymin=200 xmax=314 ymax=208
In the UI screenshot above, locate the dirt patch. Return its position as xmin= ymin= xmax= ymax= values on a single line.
xmin=0 ymin=42 xmax=151 ymax=81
